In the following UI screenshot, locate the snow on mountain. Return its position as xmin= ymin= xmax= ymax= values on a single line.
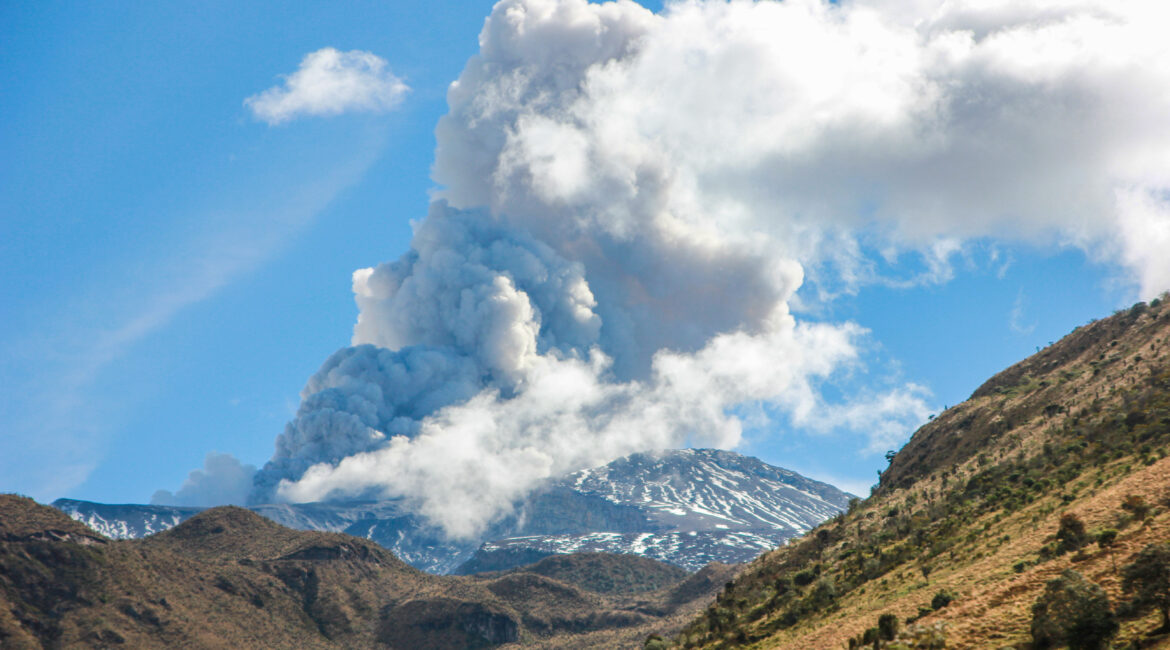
xmin=53 ymin=449 xmax=853 ymax=574
xmin=564 ymin=448 xmax=848 ymax=532
xmin=460 ymin=449 xmax=854 ymax=572
xmin=52 ymin=500 xmax=203 ymax=540
xmin=52 ymin=498 xmax=481 ymax=574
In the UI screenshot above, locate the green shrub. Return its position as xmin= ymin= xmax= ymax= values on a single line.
xmin=1121 ymin=494 xmax=1151 ymax=520
xmin=793 ymin=569 xmax=816 ymax=587
xmin=807 ymin=578 xmax=837 ymax=610
xmin=1031 ymin=569 xmax=1118 ymax=650
xmin=1096 ymin=529 xmax=1118 ymax=547
xmin=930 ymin=590 xmax=953 ymax=610
xmin=644 ymin=634 xmax=670 ymax=650
xmin=878 ymin=612 xmax=899 ymax=640
xmin=1121 ymin=542 xmax=1170 ymax=632
xmin=1056 ymin=513 xmax=1089 ymax=553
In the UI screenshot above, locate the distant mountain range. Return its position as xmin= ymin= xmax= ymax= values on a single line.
xmin=54 ymin=449 xmax=853 ymax=574
xmin=0 ymin=494 xmax=741 ymax=648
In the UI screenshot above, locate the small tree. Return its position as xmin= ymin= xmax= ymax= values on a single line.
xmin=930 ymin=590 xmax=953 ymax=610
xmin=1121 ymin=494 xmax=1151 ymax=521
xmin=1121 ymin=542 xmax=1170 ymax=632
xmin=1096 ymin=529 xmax=1118 ymax=572
xmin=807 ymin=577 xmax=838 ymax=611
xmin=919 ymin=564 xmax=932 ymax=581
xmin=1031 ymin=569 xmax=1118 ymax=649
xmin=793 ymin=569 xmax=816 ymax=587
xmin=816 ymin=528 xmax=832 ymax=557
xmin=860 ymin=627 xmax=879 ymax=650
xmin=877 ymin=613 xmax=899 ymax=641
xmin=1056 ymin=512 xmax=1089 ymax=553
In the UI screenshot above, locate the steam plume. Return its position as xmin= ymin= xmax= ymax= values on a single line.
xmin=182 ymin=0 xmax=1170 ymax=534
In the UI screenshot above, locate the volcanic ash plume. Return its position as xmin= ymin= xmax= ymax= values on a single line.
xmin=211 ymin=0 xmax=1170 ymax=536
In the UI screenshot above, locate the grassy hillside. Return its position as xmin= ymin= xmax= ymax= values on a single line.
xmin=0 ymin=496 xmax=734 ymax=648
xmin=673 ymin=297 xmax=1170 ymax=649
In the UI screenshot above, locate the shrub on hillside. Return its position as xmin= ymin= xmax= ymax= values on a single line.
xmin=793 ymin=569 xmax=816 ymax=587
xmin=1055 ymin=513 xmax=1089 ymax=554
xmin=1121 ymin=494 xmax=1151 ymax=521
xmin=878 ymin=613 xmax=899 ymax=641
xmin=643 ymin=634 xmax=669 ymax=650
xmin=1121 ymin=542 xmax=1170 ymax=632
xmin=806 ymin=577 xmax=838 ymax=610
xmin=1096 ymin=529 xmax=1119 ymax=571
xmin=1030 ymin=569 xmax=1118 ymax=649
xmin=930 ymin=590 xmax=953 ymax=610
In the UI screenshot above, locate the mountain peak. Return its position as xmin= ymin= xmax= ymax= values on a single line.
xmin=144 ymin=505 xmax=303 ymax=559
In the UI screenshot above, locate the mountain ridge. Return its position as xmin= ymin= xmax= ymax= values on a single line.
xmin=53 ymin=449 xmax=852 ymax=574
xmin=1 ymin=493 xmax=740 ymax=648
xmin=671 ymin=297 xmax=1170 ymax=648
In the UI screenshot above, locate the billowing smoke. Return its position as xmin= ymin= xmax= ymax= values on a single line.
xmin=170 ymin=0 xmax=1170 ymax=529
xmin=153 ymin=452 xmax=256 ymax=507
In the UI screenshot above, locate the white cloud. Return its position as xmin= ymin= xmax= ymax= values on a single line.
xmin=436 ymin=0 xmax=1170 ymax=297
xmin=245 ymin=48 xmax=408 ymax=125
xmin=1112 ymin=188 xmax=1170 ymax=298
xmin=1010 ymin=288 xmax=1036 ymax=335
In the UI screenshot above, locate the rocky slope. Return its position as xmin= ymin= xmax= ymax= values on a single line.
xmin=672 ymin=297 xmax=1170 ymax=649
xmin=1 ymin=495 xmax=737 ymax=648
xmin=460 ymin=449 xmax=852 ymax=573
xmin=55 ymin=449 xmax=852 ymax=574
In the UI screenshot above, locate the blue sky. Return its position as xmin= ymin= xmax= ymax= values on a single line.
xmin=0 ymin=0 xmax=1152 ymax=504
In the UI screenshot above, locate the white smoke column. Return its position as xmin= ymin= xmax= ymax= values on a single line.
xmin=265 ymin=0 xmax=1170 ymax=537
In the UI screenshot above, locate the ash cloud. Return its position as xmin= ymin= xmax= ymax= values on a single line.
xmin=168 ymin=0 xmax=1170 ymax=537
xmin=153 ymin=452 xmax=256 ymax=507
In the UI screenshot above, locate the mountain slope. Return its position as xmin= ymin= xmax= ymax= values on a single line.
xmin=564 ymin=449 xmax=850 ymax=533
xmin=54 ymin=450 xmax=852 ymax=574
xmin=1 ymin=495 xmax=736 ymax=648
xmin=673 ymin=297 xmax=1170 ymax=648
xmin=461 ymin=449 xmax=853 ymax=573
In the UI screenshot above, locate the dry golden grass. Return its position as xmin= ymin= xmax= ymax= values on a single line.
xmin=678 ymin=298 xmax=1170 ymax=649
xmin=755 ymin=456 xmax=1170 ymax=649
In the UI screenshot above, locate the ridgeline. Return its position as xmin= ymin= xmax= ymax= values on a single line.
xmin=672 ymin=296 xmax=1170 ymax=648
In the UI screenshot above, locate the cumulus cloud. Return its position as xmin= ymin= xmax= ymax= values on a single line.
xmin=153 ymin=452 xmax=256 ymax=507
xmin=436 ymin=0 xmax=1170 ymax=297
xmin=245 ymin=48 xmax=408 ymax=125
xmin=236 ymin=0 xmax=1170 ymax=538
